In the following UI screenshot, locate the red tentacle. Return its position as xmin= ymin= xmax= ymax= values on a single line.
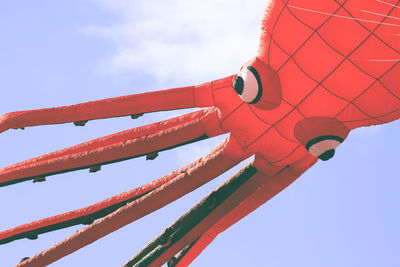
xmin=124 ymin=161 xmax=293 ymax=266
xmin=16 ymin=136 xmax=250 ymax=267
xmin=0 ymin=108 xmax=224 ymax=187
xmin=0 ymin=79 xmax=217 ymax=133
xmin=144 ymin=164 xmax=273 ymax=267
xmin=172 ymin=156 xmax=317 ymax=266
xmin=0 ymin=125 xmax=222 ymax=244
xmin=2 ymin=109 xmax=208 ymax=174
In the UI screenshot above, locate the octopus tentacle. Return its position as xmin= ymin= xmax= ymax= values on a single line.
xmin=15 ymin=136 xmax=250 ymax=267
xmin=2 ymin=109 xmax=208 ymax=173
xmin=123 ymin=163 xmax=259 ymax=267
xmin=0 ymin=125 xmax=227 ymax=245
xmin=163 ymin=156 xmax=317 ymax=267
xmin=0 ymin=107 xmax=224 ymax=187
xmin=0 ymin=80 xmax=216 ymax=133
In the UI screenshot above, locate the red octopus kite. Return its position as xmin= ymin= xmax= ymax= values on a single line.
xmin=1 ymin=0 xmax=400 ymax=266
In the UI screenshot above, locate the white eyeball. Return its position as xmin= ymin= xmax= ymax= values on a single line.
xmin=233 ymin=66 xmax=263 ymax=104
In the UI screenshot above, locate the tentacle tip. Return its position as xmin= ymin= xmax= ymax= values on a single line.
xmin=33 ymin=176 xmax=46 ymax=183
xmin=73 ymin=120 xmax=88 ymax=127
xmin=146 ymin=151 xmax=159 ymax=161
xmin=0 ymin=113 xmax=12 ymax=134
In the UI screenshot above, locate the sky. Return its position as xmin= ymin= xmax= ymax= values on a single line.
xmin=0 ymin=0 xmax=399 ymax=266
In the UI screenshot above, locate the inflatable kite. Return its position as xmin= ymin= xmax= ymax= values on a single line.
xmin=1 ymin=0 xmax=400 ymax=266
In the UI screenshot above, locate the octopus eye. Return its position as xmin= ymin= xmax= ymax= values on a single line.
xmin=233 ymin=66 xmax=262 ymax=104
xmin=232 ymin=57 xmax=281 ymax=110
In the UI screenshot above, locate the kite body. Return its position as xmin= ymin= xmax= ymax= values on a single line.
xmin=1 ymin=0 xmax=399 ymax=266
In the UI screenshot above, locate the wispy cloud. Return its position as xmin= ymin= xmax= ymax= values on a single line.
xmin=79 ymin=0 xmax=267 ymax=165
xmin=81 ymin=0 xmax=267 ymax=83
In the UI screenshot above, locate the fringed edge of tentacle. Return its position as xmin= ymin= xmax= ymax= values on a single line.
xmin=0 ymin=106 xmax=225 ymax=187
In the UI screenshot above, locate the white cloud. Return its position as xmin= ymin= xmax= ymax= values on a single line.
xmin=79 ymin=0 xmax=269 ymax=166
xmin=81 ymin=0 xmax=268 ymax=83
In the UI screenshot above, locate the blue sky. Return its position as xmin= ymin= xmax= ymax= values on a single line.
xmin=0 ymin=0 xmax=399 ymax=266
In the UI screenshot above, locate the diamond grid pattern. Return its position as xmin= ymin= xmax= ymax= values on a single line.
xmin=247 ymin=0 xmax=400 ymax=152
xmin=288 ymin=0 xmax=340 ymax=29
xmin=248 ymin=126 xmax=302 ymax=163
xmin=333 ymin=1 xmax=400 ymax=124
xmin=284 ymin=0 xmax=395 ymax=123
xmin=251 ymin=100 xmax=294 ymax=125
xmin=278 ymin=0 xmax=400 ymax=121
xmin=245 ymin=0 xmax=349 ymax=154
xmin=373 ymin=19 xmax=400 ymax=52
xmin=336 ymin=103 xmax=372 ymax=122
xmin=354 ymin=82 xmax=400 ymax=117
xmin=318 ymin=8 xmax=370 ymax=55
xmin=322 ymin=59 xmax=376 ymax=101
xmin=272 ymin=5 xmax=314 ymax=55
xmin=267 ymin=37 xmax=291 ymax=70
xmin=278 ymin=58 xmax=318 ymax=105
xmin=293 ymin=33 xmax=344 ymax=81
xmin=345 ymin=0 xmax=394 ymax=32
xmin=298 ymin=85 xmax=349 ymax=117
xmin=349 ymin=34 xmax=400 ymax=77
xmin=274 ymin=107 xmax=304 ymax=142
xmin=380 ymin=63 xmax=400 ymax=97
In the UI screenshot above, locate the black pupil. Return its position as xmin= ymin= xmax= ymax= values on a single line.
xmin=318 ymin=149 xmax=335 ymax=161
xmin=233 ymin=76 xmax=244 ymax=95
